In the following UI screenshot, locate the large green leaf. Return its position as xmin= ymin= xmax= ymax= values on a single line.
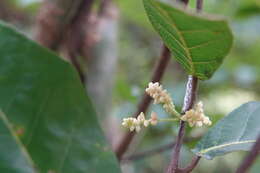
xmin=143 ymin=0 xmax=233 ymax=80
xmin=0 ymin=110 xmax=35 ymax=173
xmin=0 ymin=22 xmax=120 ymax=173
xmin=192 ymin=102 xmax=260 ymax=159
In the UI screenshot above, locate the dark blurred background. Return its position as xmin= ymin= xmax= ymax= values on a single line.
xmin=1 ymin=0 xmax=259 ymax=172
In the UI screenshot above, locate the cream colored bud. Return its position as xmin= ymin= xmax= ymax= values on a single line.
xmin=135 ymin=125 xmax=141 ymax=132
xmin=130 ymin=126 xmax=135 ymax=132
xmin=122 ymin=111 xmax=158 ymax=132
xmin=150 ymin=112 xmax=158 ymax=125
xmin=137 ymin=112 xmax=145 ymax=122
xmin=181 ymin=101 xmax=212 ymax=127
xmin=145 ymin=82 xmax=177 ymax=116
xmin=144 ymin=120 xmax=150 ymax=127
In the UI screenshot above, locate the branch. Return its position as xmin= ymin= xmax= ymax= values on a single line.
xmin=196 ymin=0 xmax=203 ymax=12
xmin=123 ymin=142 xmax=174 ymax=162
xmin=178 ymin=156 xmax=201 ymax=173
xmin=167 ymin=1 xmax=204 ymax=172
xmin=177 ymin=0 xmax=189 ymax=5
xmin=115 ymin=46 xmax=171 ymax=160
xmin=167 ymin=76 xmax=198 ymax=173
xmin=0 ymin=0 xmax=30 ymax=25
xmin=122 ymin=136 xmax=201 ymax=162
xmin=235 ymin=136 xmax=260 ymax=173
xmin=35 ymin=0 xmax=86 ymax=50
xmin=35 ymin=0 xmax=95 ymax=83
xmin=63 ymin=0 xmax=95 ymax=83
xmin=98 ymin=0 xmax=112 ymax=16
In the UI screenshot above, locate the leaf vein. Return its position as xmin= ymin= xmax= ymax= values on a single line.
xmin=188 ymin=38 xmax=226 ymax=50
xmin=26 ymin=89 xmax=52 ymax=146
xmin=58 ymin=125 xmax=75 ymax=172
xmin=155 ymin=4 xmax=195 ymax=73
xmin=198 ymin=140 xmax=256 ymax=155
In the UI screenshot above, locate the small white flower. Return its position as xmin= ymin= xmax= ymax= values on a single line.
xmin=134 ymin=124 xmax=141 ymax=132
xmin=121 ymin=112 xmax=158 ymax=132
xmin=137 ymin=112 xmax=145 ymax=123
xmin=150 ymin=112 xmax=158 ymax=125
xmin=130 ymin=126 xmax=135 ymax=132
xmin=203 ymin=116 xmax=212 ymax=126
xmin=122 ymin=117 xmax=141 ymax=132
xmin=145 ymin=82 xmax=171 ymax=104
xmin=143 ymin=120 xmax=150 ymax=127
xmin=181 ymin=101 xmax=212 ymax=127
xmin=146 ymin=82 xmax=176 ymax=116
xmin=122 ymin=117 xmax=137 ymax=131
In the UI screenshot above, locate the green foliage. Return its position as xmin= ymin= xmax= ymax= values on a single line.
xmin=143 ymin=0 xmax=233 ymax=80
xmin=0 ymin=22 xmax=120 ymax=173
xmin=115 ymin=0 xmax=152 ymax=30
xmin=0 ymin=110 xmax=35 ymax=173
xmin=193 ymin=102 xmax=260 ymax=160
xmin=236 ymin=5 xmax=260 ymax=18
xmin=235 ymin=0 xmax=260 ymax=18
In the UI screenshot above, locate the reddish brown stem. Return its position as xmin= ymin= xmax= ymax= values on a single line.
xmin=0 ymin=0 xmax=30 ymax=25
xmin=178 ymin=156 xmax=201 ymax=173
xmin=236 ymin=136 xmax=260 ymax=173
xmin=115 ymin=46 xmax=171 ymax=160
xmin=167 ymin=76 xmax=198 ymax=173
xmin=122 ymin=136 xmax=201 ymax=162
xmin=167 ymin=0 xmax=204 ymax=172
xmin=98 ymin=0 xmax=112 ymax=16
xmin=196 ymin=0 xmax=203 ymax=12
xmin=35 ymin=0 xmax=86 ymax=50
xmin=64 ymin=0 xmax=95 ymax=83
xmin=35 ymin=0 xmax=95 ymax=84
xmin=178 ymin=0 xmax=189 ymax=5
xmin=123 ymin=142 xmax=175 ymax=162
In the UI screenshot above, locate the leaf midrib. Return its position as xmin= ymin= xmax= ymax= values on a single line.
xmin=198 ymin=140 xmax=256 ymax=155
xmin=152 ymin=1 xmax=226 ymax=73
xmin=198 ymin=104 xmax=260 ymax=156
xmin=154 ymin=2 xmax=195 ymax=73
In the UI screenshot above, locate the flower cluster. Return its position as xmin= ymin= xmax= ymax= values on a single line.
xmin=181 ymin=101 xmax=212 ymax=127
xmin=122 ymin=112 xmax=158 ymax=132
xmin=122 ymin=82 xmax=211 ymax=132
xmin=145 ymin=82 xmax=177 ymax=115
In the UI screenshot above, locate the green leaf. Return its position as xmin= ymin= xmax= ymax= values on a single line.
xmin=236 ymin=4 xmax=260 ymax=18
xmin=143 ymin=0 xmax=233 ymax=80
xmin=0 ymin=110 xmax=35 ymax=173
xmin=192 ymin=101 xmax=260 ymax=160
xmin=0 ymin=22 xmax=120 ymax=173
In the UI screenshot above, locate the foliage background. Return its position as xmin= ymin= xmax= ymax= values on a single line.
xmin=1 ymin=0 xmax=259 ymax=172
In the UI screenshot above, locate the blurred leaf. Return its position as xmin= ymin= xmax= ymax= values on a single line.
xmin=115 ymin=0 xmax=152 ymax=30
xmin=236 ymin=5 xmax=260 ymax=18
xmin=0 ymin=110 xmax=35 ymax=173
xmin=235 ymin=0 xmax=260 ymax=18
xmin=0 ymin=22 xmax=120 ymax=173
xmin=114 ymin=77 xmax=136 ymax=102
xmin=143 ymin=0 xmax=233 ymax=80
xmin=193 ymin=102 xmax=260 ymax=159
xmin=250 ymin=156 xmax=260 ymax=173
xmin=23 ymin=2 xmax=41 ymax=14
